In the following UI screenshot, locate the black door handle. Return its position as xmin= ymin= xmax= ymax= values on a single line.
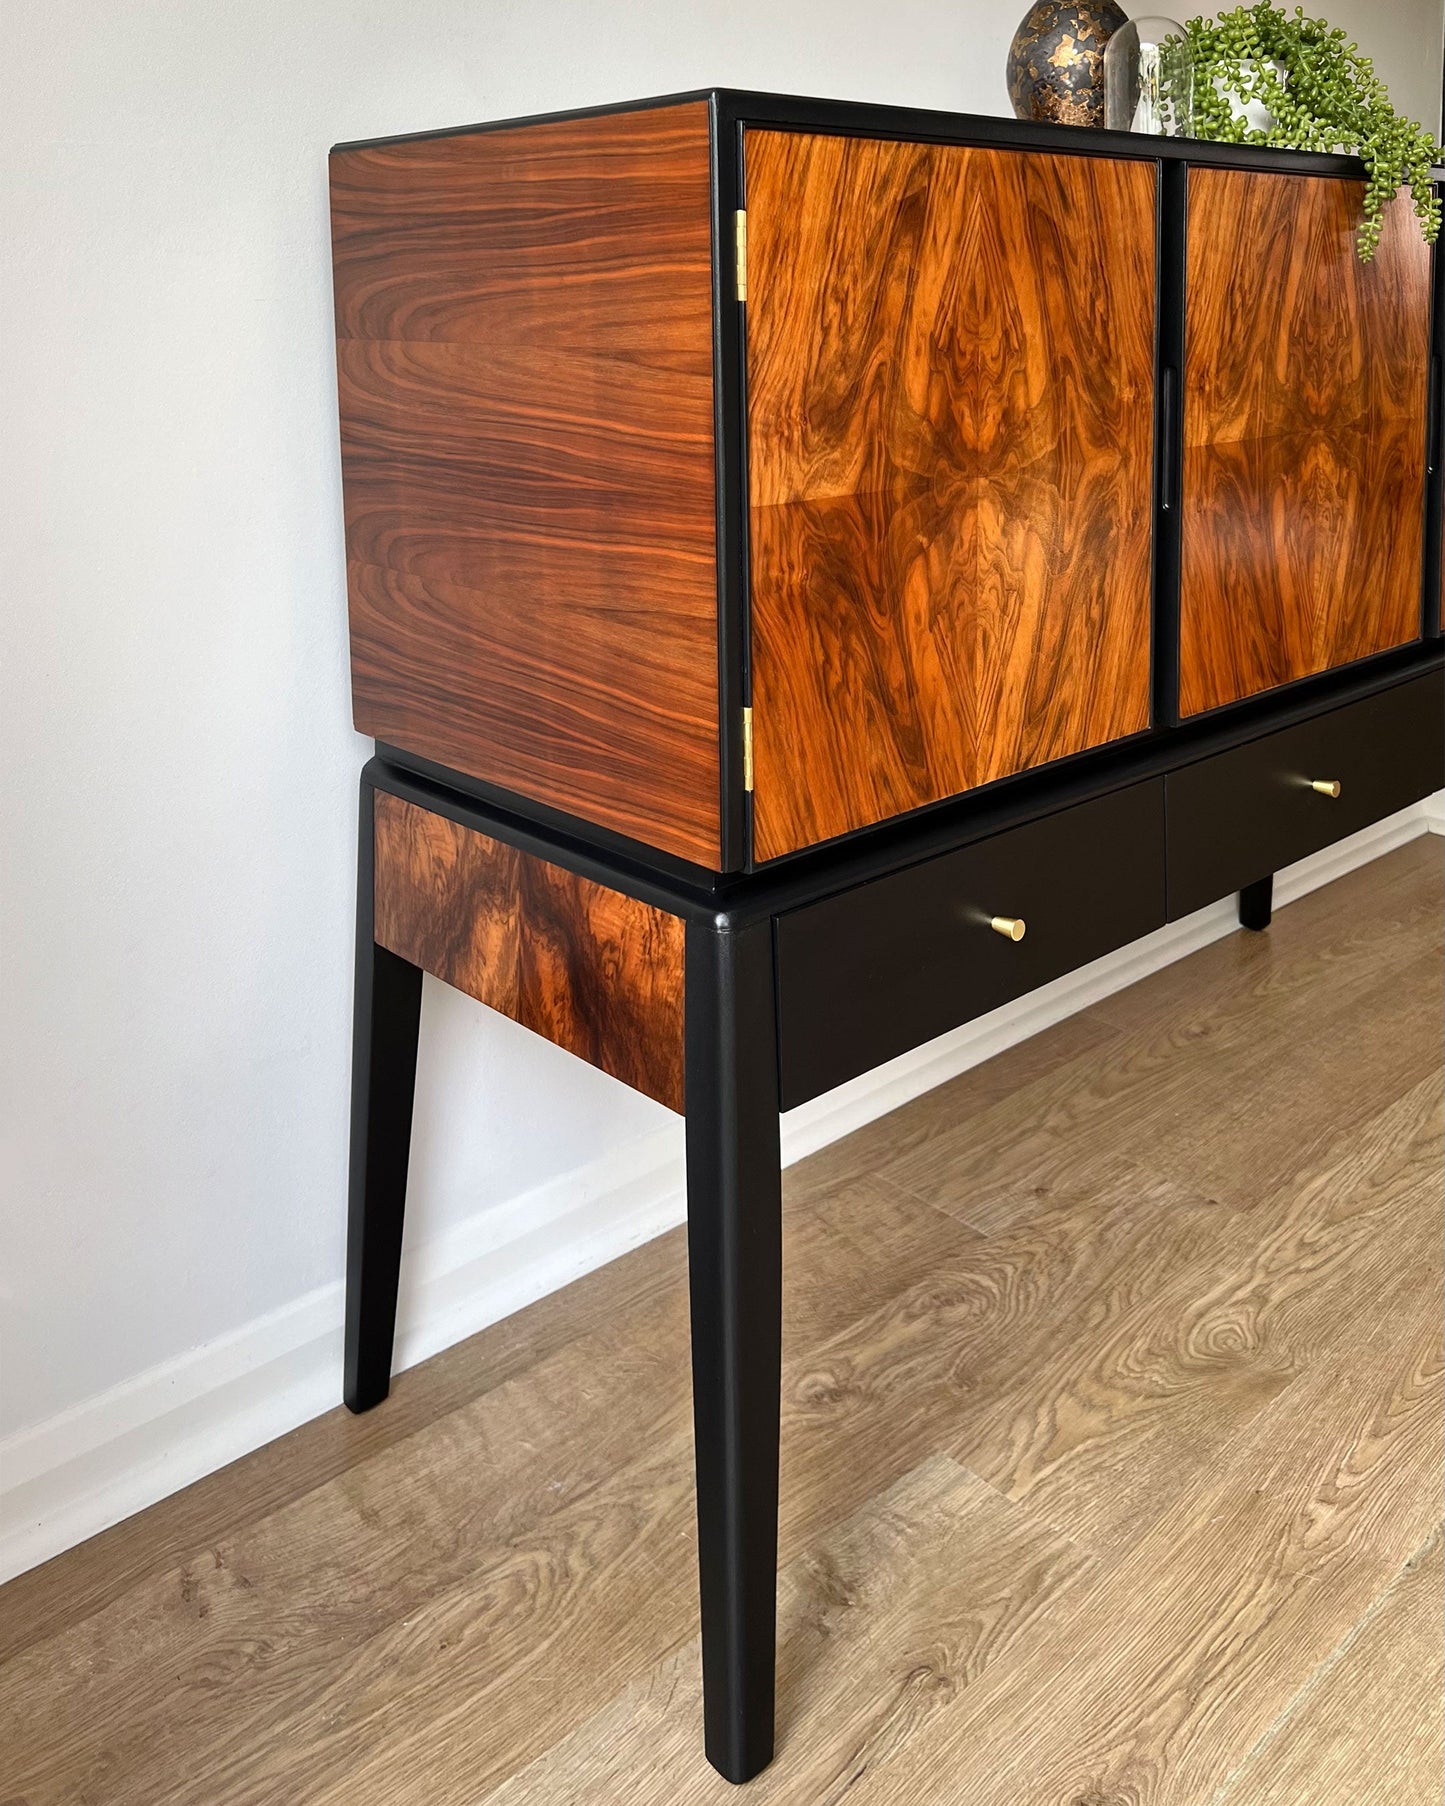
xmin=1159 ymin=365 xmax=1178 ymax=513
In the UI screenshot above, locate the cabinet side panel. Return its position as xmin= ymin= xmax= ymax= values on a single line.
xmin=745 ymin=133 xmax=1156 ymax=862
xmin=1180 ymin=170 xmax=1428 ymax=717
xmin=372 ymin=793 xmax=686 ymax=1111
xmin=331 ymin=103 xmax=721 ymax=866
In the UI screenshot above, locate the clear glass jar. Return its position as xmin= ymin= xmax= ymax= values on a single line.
xmin=1104 ymin=16 xmax=1193 ymax=136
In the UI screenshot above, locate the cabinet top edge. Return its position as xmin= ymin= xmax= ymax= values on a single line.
xmin=330 ymin=86 xmax=1385 ymax=181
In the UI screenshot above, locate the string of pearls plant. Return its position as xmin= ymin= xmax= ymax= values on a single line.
xmin=1182 ymin=2 xmax=1442 ymax=258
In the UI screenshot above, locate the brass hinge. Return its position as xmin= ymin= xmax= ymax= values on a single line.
xmin=741 ymin=705 xmax=754 ymax=791
xmin=734 ymin=209 xmax=747 ymax=304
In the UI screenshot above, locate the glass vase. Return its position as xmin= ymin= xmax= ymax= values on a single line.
xmin=1104 ymin=16 xmax=1194 ymax=136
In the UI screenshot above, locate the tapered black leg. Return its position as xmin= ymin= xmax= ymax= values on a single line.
xmin=1239 ymin=872 xmax=1274 ymax=932
xmin=345 ymin=775 xmax=423 ymax=1414
xmin=684 ymin=919 xmax=783 ymax=1785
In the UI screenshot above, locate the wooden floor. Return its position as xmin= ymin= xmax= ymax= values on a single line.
xmin=2 ymin=839 xmax=1441 ymax=1805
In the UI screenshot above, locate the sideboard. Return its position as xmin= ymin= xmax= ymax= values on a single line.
xmin=329 ymin=90 xmax=1445 ymax=1783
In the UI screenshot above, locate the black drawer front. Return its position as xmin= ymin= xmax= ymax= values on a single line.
xmin=1166 ymin=672 xmax=1444 ymax=919
xmin=775 ymin=780 xmax=1166 ymax=1109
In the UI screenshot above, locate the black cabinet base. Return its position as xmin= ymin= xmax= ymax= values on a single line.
xmin=343 ymin=647 xmax=1441 ymax=1782
xmin=1238 ymin=873 xmax=1274 ymax=931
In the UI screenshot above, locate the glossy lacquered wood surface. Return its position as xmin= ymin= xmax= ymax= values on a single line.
xmin=1180 ymin=171 xmax=1429 ymax=717
xmin=372 ymin=793 xmax=686 ymax=1110
xmin=331 ymin=103 xmax=722 ymax=867
xmin=744 ymin=132 xmax=1156 ymax=862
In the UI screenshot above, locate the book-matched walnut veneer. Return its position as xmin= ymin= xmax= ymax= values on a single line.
xmin=744 ymin=132 xmax=1157 ymax=859
xmin=373 ymin=793 xmax=686 ymax=1111
xmin=1180 ymin=168 xmax=1430 ymax=716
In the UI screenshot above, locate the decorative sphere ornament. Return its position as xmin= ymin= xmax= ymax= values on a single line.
xmin=1006 ymin=1 xmax=1129 ymax=127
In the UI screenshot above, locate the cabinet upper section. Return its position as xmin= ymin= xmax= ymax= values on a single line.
xmin=330 ymin=91 xmax=1438 ymax=873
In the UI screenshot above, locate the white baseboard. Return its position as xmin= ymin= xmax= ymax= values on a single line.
xmin=1 ymin=794 xmax=1438 ymax=1585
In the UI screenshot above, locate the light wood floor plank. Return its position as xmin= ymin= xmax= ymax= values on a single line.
xmin=475 ymin=1455 xmax=1094 ymax=1806
xmin=950 ymin=1077 xmax=1444 ymax=1552
xmin=1213 ymin=1525 xmax=1444 ymax=1806
xmin=779 ymin=1009 xmax=1123 ymax=1212
xmin=879 ymin=943 xmax=1439 ymax=1234
xmin=778 ymin=1162 xmax=1251 ymax=1558
xmin=835 ymin=1306 xmax=1443 ymax=1806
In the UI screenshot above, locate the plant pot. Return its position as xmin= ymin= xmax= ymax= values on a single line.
xmin=1215 ymin=56 xmax=1286 ymax=132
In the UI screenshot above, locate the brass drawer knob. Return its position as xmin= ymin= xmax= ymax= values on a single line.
xmin=1310 ymin=778 xmax=1342 ymax=798
xmin=990 ymin=915 xmax=1027 ymax=942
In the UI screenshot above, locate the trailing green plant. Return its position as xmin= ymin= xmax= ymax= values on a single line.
xmin=1183 ymin=2 xmax=1442 ymax=258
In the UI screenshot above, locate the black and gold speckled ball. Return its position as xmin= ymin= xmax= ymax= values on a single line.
xmin=1007 ymin=1 xmax=1128 ymax=126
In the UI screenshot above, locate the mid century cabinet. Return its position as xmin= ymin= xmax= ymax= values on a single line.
xmin=330 ymin=91 xmax=1445 ymax=1782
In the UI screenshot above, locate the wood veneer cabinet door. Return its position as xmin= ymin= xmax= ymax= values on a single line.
xmin=743 ymin=132 xmax=1156 ymax=862
xmin=331 ymin=103 xmax=722 ymax=867
xmin=1179 ymin=171 xmax=1429 ymax=717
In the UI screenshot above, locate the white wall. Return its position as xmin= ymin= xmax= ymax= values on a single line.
xmin=1185 ymin=0 xmax=1443 ymax=132
xmin=2 ymin=0 xmax=1442 ymax=1579
xmin=1325 ymin=0 xmax=1443 ymax=133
